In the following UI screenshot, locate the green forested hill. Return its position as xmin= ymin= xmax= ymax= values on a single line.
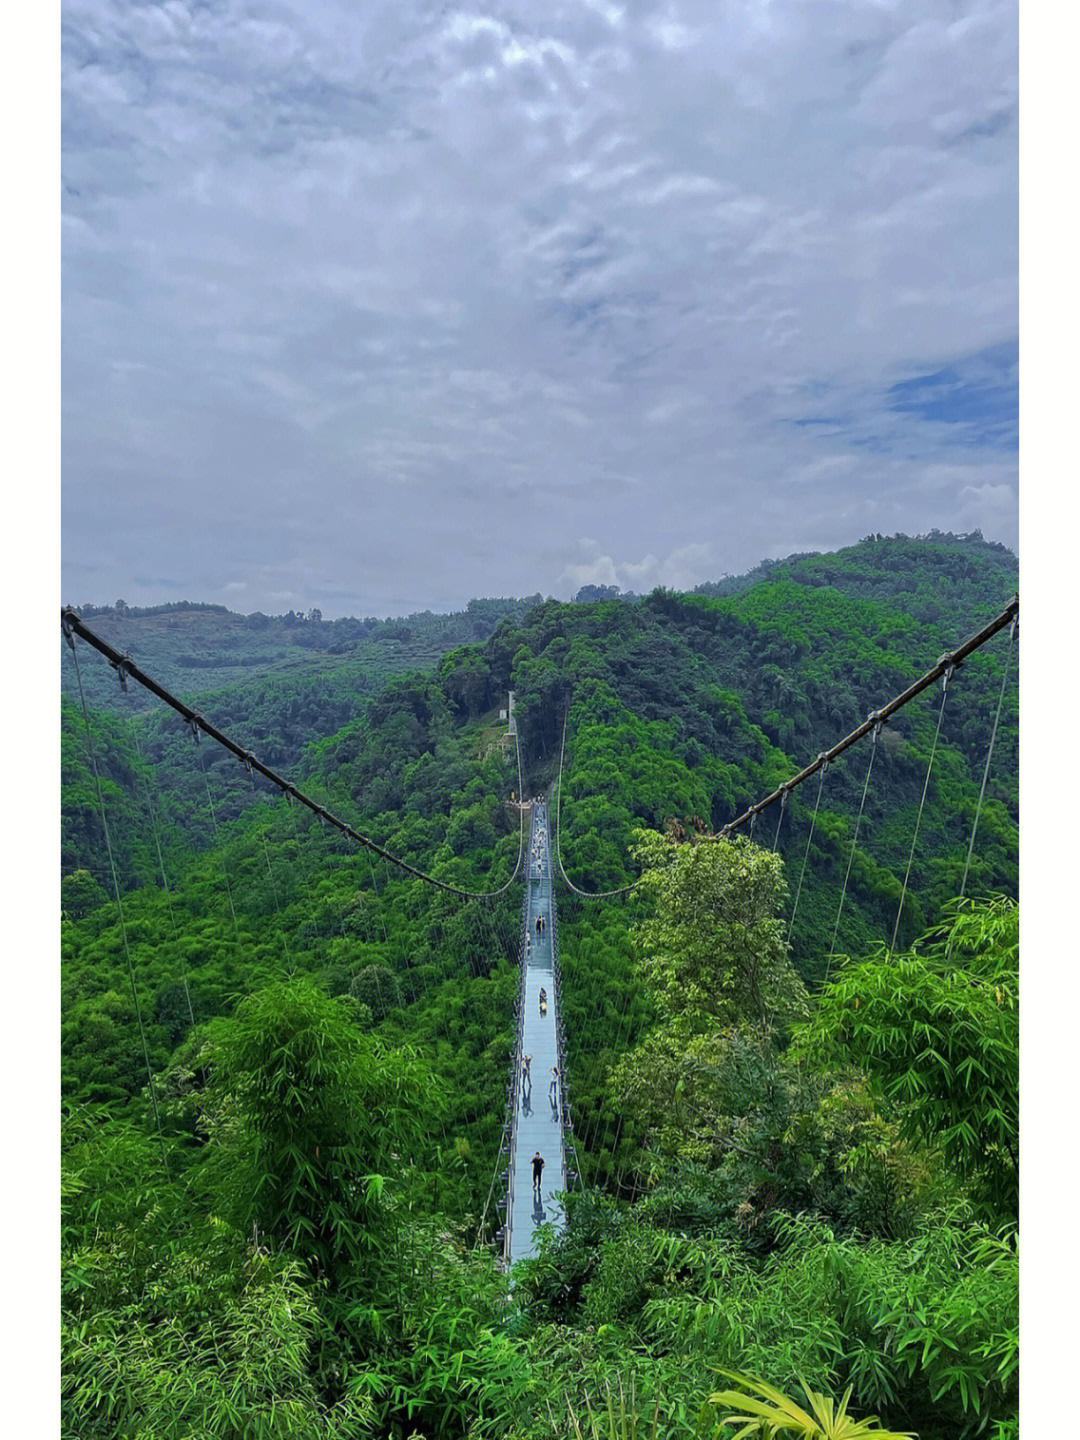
xmin=60 ymin=533 xmax=1019 ymax=1440
xmin=692 ymin=528 xmax=1016 ymax=615
xmin=59 ymin=594 xmax=542 ymax=857
xmin=64 ymin=597 xmax=544 ymax=701
xmin=60 ymin=595 xmax=542 ymax=742
xmin=61 ymin=529 xmax=1018 ymax=1123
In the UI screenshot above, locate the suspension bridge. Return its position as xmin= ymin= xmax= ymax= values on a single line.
xmin=499 ymin=799 xmax=571 ymax=1265
xmin=60 ymin=593 xmax=1017 ymax=1269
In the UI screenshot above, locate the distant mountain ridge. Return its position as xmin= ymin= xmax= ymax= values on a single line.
xmin=573 ymin=528 xmax=1015 ymax=608
xmin=61 ymin=594 xmax=544 ymax=716
xmin=64 ymin=530 xmax=1015 ymax=710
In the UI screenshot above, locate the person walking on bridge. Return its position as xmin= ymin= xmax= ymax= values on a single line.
xmin=549 ymin=1065 xmax=560 ymax=1104
xmin=531 ymin=1151 xmax=545 ymax=1195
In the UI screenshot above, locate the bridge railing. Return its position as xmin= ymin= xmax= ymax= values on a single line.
xmin=547 ymin=810 xmax=579 ymax=1196
xmin=500 ymin=815 xmax=538 ymax=1267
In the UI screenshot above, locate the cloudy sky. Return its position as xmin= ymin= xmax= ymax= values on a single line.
xmin=61 ymin=0 xmax=1017 ymax=617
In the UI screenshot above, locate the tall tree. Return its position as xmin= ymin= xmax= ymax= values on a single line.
xmin=630 ymin=829 xmax=807 ymax=1028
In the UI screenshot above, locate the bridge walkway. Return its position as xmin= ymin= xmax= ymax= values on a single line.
xmin=505 ymin=800 xmax=567 ymax=1266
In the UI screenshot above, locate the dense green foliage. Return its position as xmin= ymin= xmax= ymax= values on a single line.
xmin=62 ymin=992 xmax=523 ymax=1439
xmin=798 ymin=896 xmax=1018 ymax=1225
xmin=61 ymin=535 xmax=1018 ymax=1437
xmin=515 ymin=890 xmax=1017 ymax=1440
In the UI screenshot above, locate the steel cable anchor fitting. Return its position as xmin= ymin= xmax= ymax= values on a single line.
xmin=110 ymin=652 xmax=134 ymax=692
xmin=935 ymin=655 xmax=959 ymax=694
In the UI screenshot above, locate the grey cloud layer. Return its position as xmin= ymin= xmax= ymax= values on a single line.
xmin=63 ymin=0 xmax=1017 ymax=615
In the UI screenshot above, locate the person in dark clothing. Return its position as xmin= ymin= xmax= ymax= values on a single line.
xmin=531 ymin=1152 xmax=545 ymax=1193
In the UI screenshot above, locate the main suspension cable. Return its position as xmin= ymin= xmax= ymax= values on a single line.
xmin=714 ymin=595 xmax=1019 ymax=838
xmin=554 ymin=709 xmax=640 ymax=898
xmin=61 ymin=608 xmax=524 ymax=900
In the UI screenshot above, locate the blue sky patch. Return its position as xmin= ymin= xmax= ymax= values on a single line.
xmin=887 ymin=340 xmax=1017 ymax=448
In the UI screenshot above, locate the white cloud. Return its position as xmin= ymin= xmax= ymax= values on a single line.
xmin=559 ymin=540 xmax=714 ymax=595
xmin=61 ymin=0 xmax=1017 ymax=616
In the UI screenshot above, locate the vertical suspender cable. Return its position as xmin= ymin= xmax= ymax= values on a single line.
xmin=246 ymin=764 xmax=292 ymax=963
xmin=554 ymin=710 xmax=639 ymax=897
xmin=109 ymin=618 xmax=196 ymax=1029
xmin=958 ymin=620 xmax=1017 ymax=903
xmin=260 ymin=835 xmax=292 ymax=961
xmin=198 ymin=747 xmax=244 ymax=952
xmin=771 ymin=790 xmax=788 ymax=852
xmin=890 ymin=667 xmax=953 ymax=953
xmin=788 ymin=761 xmax=828 ymax=942
xmin=284 ymin=791 xmax=319 ymax=920
xmin=128 ymin=718 xmax=195 ymax=1027
xmin=65 ymin=630 xmax=169 ymax=1173
xmin=827 ymin=723 xmax=881 ymax=975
